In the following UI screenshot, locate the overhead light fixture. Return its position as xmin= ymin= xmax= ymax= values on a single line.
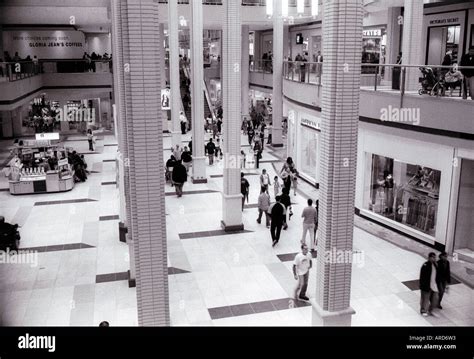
xmin=282 ymin=0 xmax=288 ymax=17
xmin=266 ymin=0 xmax=273 ymax=17
xmin=297 ymin=0 xmax=304 ymax=14
xmin=312 ymin=0 xmax=319 ymax=17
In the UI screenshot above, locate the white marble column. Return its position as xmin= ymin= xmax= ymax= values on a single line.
xmin=311 ymin=0 xmax=363 ymax=326
xmin=168 ymin=0 xmax=182 ymax=147
xmin=402 ymin=0 xmax=424 ymax=91
xmin=221 ymin=0 xmax=243 ymax=231
xmin=190 ymin=0 xmax=207 ymax=183
xmin=112 ymin=0 xmax=169 ymax=326
xmin=241 ymin=25 xmax=250 ymax=122
xmin=271 ymin=0 xmax=283 ymax=147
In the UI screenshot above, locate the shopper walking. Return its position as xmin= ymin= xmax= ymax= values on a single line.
xmin=436 ymin=252 xmax=451 ymax=309
xmin=172 ymin=160 xmax=187 ymax=198
xmin=87 ymin=129 xmax=94 ymax=151
xmin=205 ymin=138 xmax=216 ymax=165
xmin=260 ymin=169 xmax=271 ymax=193
xmin=247 ymin=126 xmax=255 ymax=146
xmin=280 ymin=187 xmax=292 ymax=230
xmin=313 ymin=199 xmax=319 ymax=246
xmin=419 ymin=252 xmax=439 ymax=316
xmin=181 ymin=146 xmax=192 ymax=173
xmin=273 ymin=176 xmax=281 ymax=199
xmin=180 ymin=111 xmax=188 ymax=134
xmin=291 ymin=168 xmax=298 ymax=196
xmin=254 ymin=139 xmax=262 ymax=169
xmin=172 ymin=144 xmax=182 ymax=161
xmin=257 ymin=187 xmax=271 ymax=228
xmin=301 ymin=199 xmax=317 ymax=251
xmin=241 ymin=172 xmax=250 ymax=211
xmin=270 ymin=196 xmax=285 ymax=246
xmin=293 ymin=243 xmax=312 ymax=301
xmin=460 ymin=47 xmax=474 ymax=100
xmin=240 ymin=150 xmax=246 ymax=169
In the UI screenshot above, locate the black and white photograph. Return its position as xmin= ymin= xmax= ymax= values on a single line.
xmin=0 ymin=0 xmax=472 ymax=356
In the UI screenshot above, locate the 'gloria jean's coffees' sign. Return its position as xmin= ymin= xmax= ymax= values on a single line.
xmin=3 ymin=30 xmax=85 ymax=59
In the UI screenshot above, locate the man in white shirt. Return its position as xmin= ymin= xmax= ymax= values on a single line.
xmin=293 ymin=244 xmax=312 ymax=301
xmin=260 ymin=169 xmax=272 ymax=193
xmin=301 ymin=199 xmax=317 ymax=251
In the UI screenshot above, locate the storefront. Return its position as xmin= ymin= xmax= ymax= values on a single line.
xmin=286 ymin=107 xmax=321 ymax=187
xmin=356 ymin=126 xmax=455 ymax=250
xmin=424 ymin=11 xmax=466 ymax=65
xmin=362 ymin=27 xmax=386 ymax=72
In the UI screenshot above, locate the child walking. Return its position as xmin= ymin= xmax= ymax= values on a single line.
xmin=274 ymin=176 xmax=281 ymax=199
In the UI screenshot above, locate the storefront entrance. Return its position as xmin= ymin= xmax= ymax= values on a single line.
xmin=427 ymin=25 xmax=461 ymax=65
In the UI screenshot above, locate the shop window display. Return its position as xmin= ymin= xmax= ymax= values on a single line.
xmin=300 ymin=125 xmax=318 ymax=182
xmin=365 ymin=154 xmax=440 ymax=237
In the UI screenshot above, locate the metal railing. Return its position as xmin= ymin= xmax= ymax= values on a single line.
xmin=0 ymin=59 xmax=112 ymax=82
xmin=279 ymin=61 xmax=474 ymax=105
xmin=250 ymin=60 xmax=274 ymax=74
xmin=242 ymin=0 xmax=311 ymax=5
xmin=157 ymin=0 xmax=223 ymax=4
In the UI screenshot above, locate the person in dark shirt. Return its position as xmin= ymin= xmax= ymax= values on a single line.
xmin=247 ymin=126 xmax=255 ymax=146
xmin=460 ymin=48 xmax=474 ymax=99
xmin=270 ymin=196 xmax=285 ymax=246
xmin=165 ymin=155 xmax=177 ymax=185
xmin=419 ymin=252 xmax=439 ymax=316
xmin=280 ymin=187 xmax=292 ymax=230
xmin=205 ymin=139 xmax=216 ymax=165
xmin=436 ymin=252 xmax=451 ymax=309
xmin=172 ymin=160 xmax=187 ymax=197
xmin=181 ymin=146 xmax=193 ymax=173
xmin=240 ymin=172 xmax=250 ymax=211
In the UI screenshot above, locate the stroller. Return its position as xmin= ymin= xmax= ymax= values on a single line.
xmin=418 ymin=67 xmax=445 ymax=96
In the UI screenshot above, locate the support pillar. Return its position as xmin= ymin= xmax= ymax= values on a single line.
xmin=402 ymin=0 xmax=424 ymax=91
xmin=190 ymin=0 xmax=207 ymax=183
xmin=168 ymin=0 xmax=182 ymax=147
xmin=159 ymin=22 xmax=169 ymax=133
xmin=112 ymin=0 xmax=169 ymax=326
xmin=241 ymin=25 xmax=250 ymax=122
xmin=271 ymin=0 xmax=283 ymax=147
xmin=312 ymin=0 xmax=363 ymax=326
xmin=385 ymin=7 xmax=402 ymax=81
xmin=221 ymin=0 xmax=243 ymax=232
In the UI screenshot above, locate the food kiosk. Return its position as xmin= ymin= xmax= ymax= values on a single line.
xmin=8 ymin=138 xmax=75 ymax=195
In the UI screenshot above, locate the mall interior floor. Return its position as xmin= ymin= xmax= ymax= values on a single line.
xmin=0 ymin=132 xmax=472 ymax=326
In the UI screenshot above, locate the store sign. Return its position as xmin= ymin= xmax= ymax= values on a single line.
xmin=58 ymin=159 xmax=68 ymax=167
xmin=23 ymin=140 xmax=50 ymax=147
xmin=161 ymin=89 xmax=171 ymax=110
xmin=429 ymin=17 xmax=460 ymax=25
xmin=3 ymin=30 xmax=85 ymax=59
xmin=36 ymin=133 xmax=60 ymax=141
xmin=363 ymin=29 xmax=382 ymax=37
xmin=301 ymin=116 xmax=321 ymax=131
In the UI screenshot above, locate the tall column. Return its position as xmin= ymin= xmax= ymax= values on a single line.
xmin=190 ymin=0 xmax=207 ymax=183
xmin=221 ymin=0 xmax=243 ymax=231
xmin=312 ymin=0 xmax=363 ymax=326
xmin=385 ymin=7 xmax=402 ymax=81
xmin=159 ymin=23 xmax=169 ymax=133
xmin=112 ymin=0 xmax=169 ymax=326
xmin=111 ymin=0 xmax=136 ymax=286
xmin=271 ymin=0 xmax=283 ymax=147
xmin=402 ymin=0 xmax=424 ymax=91
xmin=241 ymin=25 xmax=250 ymax=122
xmin=168 ymin=0 xmax=182 ymax=147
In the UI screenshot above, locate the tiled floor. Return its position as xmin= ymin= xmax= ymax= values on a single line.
xmin=0 ymin=132 xmax=472 ymax=327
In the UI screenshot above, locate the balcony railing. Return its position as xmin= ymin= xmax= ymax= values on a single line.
xmin=0 ymin=59 xmax=112 ymax=82
xmin=279 ymin=61 xmax=474 ymax=106
xmin=157 ymin=0 xmax=223 ymax=4
xmin=242 ymin=0 xmax=311 ymax=5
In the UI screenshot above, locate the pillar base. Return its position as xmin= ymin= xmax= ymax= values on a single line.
xmin=221 ymin=193 xmax=244 ymax=231
xmin=191 ymin=156 xmax=207 ymax=182
xmin=127 ymin=270 xmax=136 ymax=288
xmin=221 ymin=221 xmax=244 ymax=232
xmin=271 ymin=127 xmax=283 ymax=147
xmin=310 ymin=298 xmax=355 ymax=326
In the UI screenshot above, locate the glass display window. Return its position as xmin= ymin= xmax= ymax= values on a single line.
xmin=364 ymin=153 xmax=440 ymax=237
xmin=300 ymin=124 xmax=319 ymax=182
